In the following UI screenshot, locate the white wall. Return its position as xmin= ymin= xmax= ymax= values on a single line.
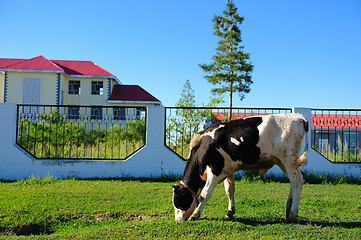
xmin=0 ymin=104 xmax=185 ymax=180
xmin=0 ymin=104 xmax=360 ymax=180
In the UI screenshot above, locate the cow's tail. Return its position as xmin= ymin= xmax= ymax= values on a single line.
xmin=295 ymin=118 xmax=309 ymax=167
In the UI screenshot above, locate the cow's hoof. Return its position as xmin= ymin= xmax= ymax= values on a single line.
xmin=188 ymin=213 xmax=200 ymax=221
xmin=225 ymin=210 xmax=235 ymax=220
xmin=285 ymin=215 xmax=297 ymax=223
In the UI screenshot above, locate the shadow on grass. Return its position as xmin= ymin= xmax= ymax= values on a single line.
xmin=231 ymin=216 xmax=361 ymax=229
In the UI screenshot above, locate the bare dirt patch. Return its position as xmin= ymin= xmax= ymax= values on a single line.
xmin=93 ymin=213 xmax=164 ymax=222
xmin=1 ymin=223 xmax=54 ymax=236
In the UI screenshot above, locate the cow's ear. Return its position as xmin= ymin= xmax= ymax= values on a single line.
xmin=172 ymin=184 xmax=180 ymax=191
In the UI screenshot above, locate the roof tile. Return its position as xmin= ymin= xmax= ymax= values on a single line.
xmin=52 ymin=60 xmax=114 ymax=77
xmin=108 ymin=85 xmax=161 ymax=103
xmin=1 ymin=56 xmax=63 ymax=71
xmin=0 ymin=55 xmax=114 ymax=77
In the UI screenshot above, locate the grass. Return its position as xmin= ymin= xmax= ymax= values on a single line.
xmin=20 ymin=140 xmax=145 ymax=159
xmin=0 ymin=175 xmax=360 ymax=239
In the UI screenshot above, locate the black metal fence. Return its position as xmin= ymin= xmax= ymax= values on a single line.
xmin=311 ymin=109 xmax=361 ymax=163
xmin=165 ymin=107 xmax=291 ymax=160
xmin=16 ymin=105 xmax=147 ymax=160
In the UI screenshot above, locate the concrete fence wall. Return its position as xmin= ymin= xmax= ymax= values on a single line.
xmin=0 ymin=103 xmax=360 ymax=180
xmin=0 ymin=103 xmax=185 ymax=180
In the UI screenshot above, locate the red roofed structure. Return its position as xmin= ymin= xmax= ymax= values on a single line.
xmin=312 ymin=114 xmax=361 ymax=128
xmin=0 ymin=55 xmax=161 ymax=107
xmin=0 ymin=58 xmax=27 ymax=68
xmin=51 ymin=60 xmax=114 ymax=77
xmin=0 ymin=56 xmax=63 ymax=72
xmin=108 ymin=84 xmax=161 ymax=104
xmin=0 ymin=56 xmax=115 ymax=78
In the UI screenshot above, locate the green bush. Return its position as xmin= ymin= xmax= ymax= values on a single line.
xmin=315 ymin=135 xmax=361 ymax=163
xmin=17 ymin=111 xmax=146 ymax=159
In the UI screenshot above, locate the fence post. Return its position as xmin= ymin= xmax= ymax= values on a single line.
xmin=0 ymin=103 xmax=33 ymax=179
xmin=0 ymin=103 xmax=17 ymax=147
xmin=121 ymin=104 xmax=185 ymax=177
xmin=146 ymin=105 xmax=165 ymax=148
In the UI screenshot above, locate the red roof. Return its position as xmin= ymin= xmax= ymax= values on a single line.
xmin=108 ymin=85 xmax=161 ymax=104
xmin=312 ymin=114 xmax=361 ymax=128
xmin=0 ymin=58 xmax=26 ymax=67
xmin=215 ymin=112 xmax=264 ymax=122
xmin=52 ymin=60 xmax=114 ymax=77
xmin=0 ymin=56 xmax=63 ymax=72
xmin=214 ymin=112 xmax=361 ymax=128
xmin=0 ymin=55 xmax=115 ymax=77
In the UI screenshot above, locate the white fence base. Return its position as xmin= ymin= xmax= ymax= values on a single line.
xmin=0 ymin=104 xmax=185 ymax=180
xmin=0 ymin=104 xmax=360 ymax=180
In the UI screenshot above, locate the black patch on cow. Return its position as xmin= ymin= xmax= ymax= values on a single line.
xmin=219 ymin=117 xmax=263 ymax=164
xmin=189 ymin=117 xmax=263 ymax=178
xmin=172 ymin=185 xmax=194 ymax=211
xmin=302 ymin=119 xmax=309 ymax=132
xmin=197 ymin=117 xmax=263 ymax=169
xmin=198 ymin=137 xmax=226 ymax=176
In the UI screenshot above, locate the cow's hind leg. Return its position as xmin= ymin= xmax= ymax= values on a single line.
xmin=224 ymin=174 xmax=236 ymax=219
xmin=189 ymin=166 xmax=225 ymax=221
xmin=284 ymin=164 xmax=304 ymax=223
xmin=286 ymin=186 xmax=293 ymax=219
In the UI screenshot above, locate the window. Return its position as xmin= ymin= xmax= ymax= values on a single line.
xmin=91 ymin=107 xmax=103 ymax=120
xmin=91 ymin=81 xmax=103 ymax=95
xmin=136 ymin=107 xmax=146 ymax=119
xmin=21 ymin=77 xmax=41 ymax=117
xmin=113 ymin=107 xmax=126 ymax=120
xmin=22 ymin=78 xmax=41 ymax=104
xmin=68 ymin=107 xmax=80 ymax=119
xmin=69 ymin=80 xmax=81 ymax=94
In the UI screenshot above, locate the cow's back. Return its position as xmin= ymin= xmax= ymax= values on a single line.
xmin=257 ymin=114 xmax=308 ymax=164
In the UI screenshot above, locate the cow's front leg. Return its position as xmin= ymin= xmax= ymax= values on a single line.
xmin=224 ymin=174 xmax=236 ymax=219
xmin=189 ymin=167 xmax=224 ymax=221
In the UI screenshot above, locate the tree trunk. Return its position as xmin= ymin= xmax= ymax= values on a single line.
xmin=229 ymin=81 xmax=233 ymax=121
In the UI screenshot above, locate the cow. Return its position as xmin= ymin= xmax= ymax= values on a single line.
xmin=172 ymin=113 xmax=309 ymax=223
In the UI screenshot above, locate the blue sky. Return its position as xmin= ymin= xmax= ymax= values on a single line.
xmin=1 ymin=0 xmax=360 ymax=109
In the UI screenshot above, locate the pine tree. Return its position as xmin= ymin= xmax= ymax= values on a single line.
xmin=199 ymin=0 xmax=253 ymax=120
xmin=166 ymin=80 xmax=223 ymax=158
xmin=176 ymin=80 xmax=196 ymax=108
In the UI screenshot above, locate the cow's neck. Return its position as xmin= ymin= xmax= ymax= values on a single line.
xmin=181 ymin=160 xmax=205 ymax=194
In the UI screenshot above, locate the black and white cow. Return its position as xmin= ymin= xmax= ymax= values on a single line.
xmin=172 ymin=113 xmax=309 ymax=223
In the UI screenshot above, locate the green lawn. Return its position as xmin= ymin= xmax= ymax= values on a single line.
xmin=0 ymin=177 xmax=360 ymax=239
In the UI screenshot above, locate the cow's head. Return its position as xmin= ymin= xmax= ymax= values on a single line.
xmin=172 ymin=184 xmax=197 ymax=221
